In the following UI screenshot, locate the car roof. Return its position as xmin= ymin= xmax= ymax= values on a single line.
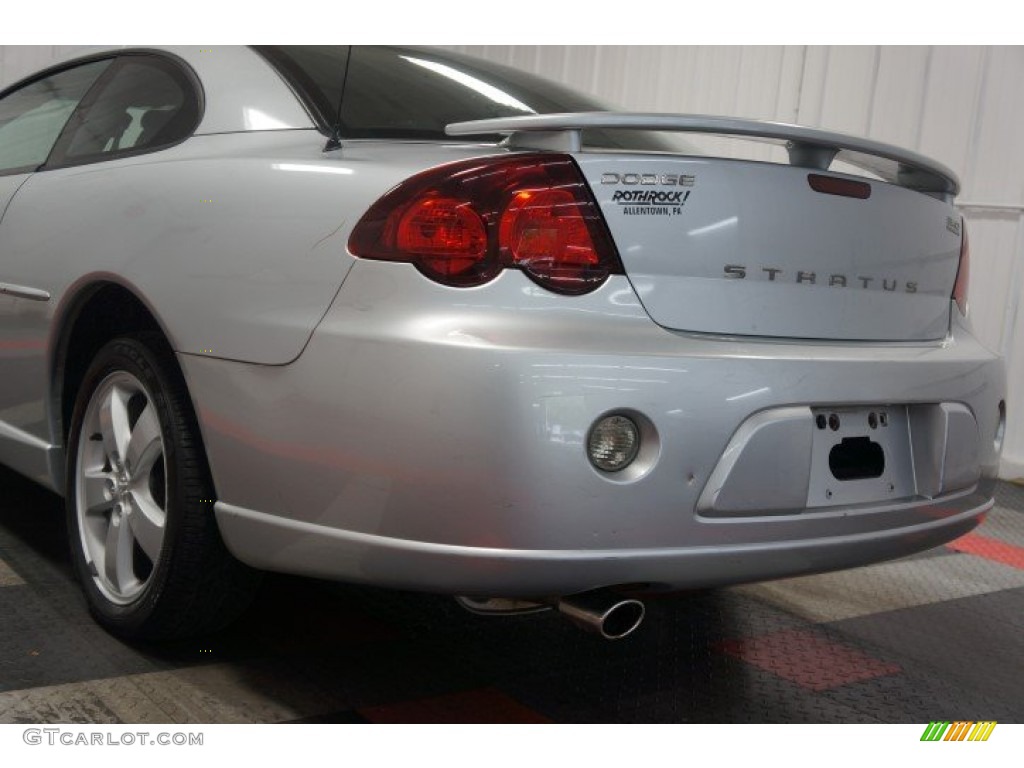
xmin=20 ymin=45 xmax=315 ymax=135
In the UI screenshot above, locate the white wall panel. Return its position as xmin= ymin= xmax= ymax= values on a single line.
xmin=917 ymin=47 xmax=987 ymax=186
xmin=967 ymin=47 xmax=1024 ymax=202
xmin=0 ymin=45 xmax=83 ymax=86
xmin=868 ymin=47 xmax=930 ymax=148
xmin=815 ymin=46 xmax=880 ymax=135
xmin=2 ymin=44 xmax=1023 ymax=478
xmin=1004 ymin=225 xmax=1024 ymax=469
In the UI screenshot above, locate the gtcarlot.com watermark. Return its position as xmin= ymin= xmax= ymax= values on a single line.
xmin=23 ymin=728 xmax=203 ymax=747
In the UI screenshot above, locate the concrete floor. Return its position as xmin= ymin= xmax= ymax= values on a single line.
xmin=1 ymin=465 xmax=1022 ymax=723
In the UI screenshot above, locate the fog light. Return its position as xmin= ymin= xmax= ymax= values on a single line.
xmin=588 ymin=415 xmax=640 ymax=472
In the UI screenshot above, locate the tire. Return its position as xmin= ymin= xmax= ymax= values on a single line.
xmin=65 ymin=334 xmax=260 ymax=640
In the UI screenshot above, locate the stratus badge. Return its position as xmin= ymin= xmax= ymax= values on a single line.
xmin=724 ymin=264 xmax=918 ymax=293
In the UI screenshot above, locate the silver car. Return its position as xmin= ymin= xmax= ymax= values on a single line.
xmin=0 ymin=45 xmax=1005 ymax=640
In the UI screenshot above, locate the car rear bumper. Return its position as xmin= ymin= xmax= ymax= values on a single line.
xmin=213 ymin=492 xmax=992 ymax=595
xmin=180 ymin=265 xmax=1006 ymax=594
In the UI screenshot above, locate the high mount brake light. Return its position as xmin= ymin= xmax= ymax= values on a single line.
xmin=953 ymin=219 xmax=970 ymax=316
xmin=348 ymin=154 xmax=623 ymax=294
xmin=807 ymin=173 xmax=872 ymax=199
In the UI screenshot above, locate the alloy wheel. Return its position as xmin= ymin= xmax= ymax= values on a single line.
xmin=74 ymin=371 xmax=168 ymax=604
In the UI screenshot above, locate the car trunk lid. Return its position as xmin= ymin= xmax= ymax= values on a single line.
xmin=575 ymin=155 xmax=960 ymax=341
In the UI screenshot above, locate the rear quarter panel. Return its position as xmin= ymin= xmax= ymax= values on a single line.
xmin=2 ymin=131 xmax=370 ymax=368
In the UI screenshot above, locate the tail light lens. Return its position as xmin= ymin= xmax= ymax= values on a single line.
xmin=953 ymin=219 xmax=970 ymax=315
xmin=349 ymin=154 xmax=623 ymax=294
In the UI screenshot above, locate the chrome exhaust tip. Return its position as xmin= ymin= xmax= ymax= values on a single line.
xmin=454 ymin=589 xmax=646 ymax=640
xmin=556 ymin=590 xmax=645 ymax=640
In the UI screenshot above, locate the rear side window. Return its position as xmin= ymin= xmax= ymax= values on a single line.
xmin=256 ymin=45 xmax=675 ymax=152
xmin=51 ymin=54 xmax=200 ymax=165
xmin=0 ymin=59 xmax=110 ymax=174
xmin=253 ymin=45 xmax=349 ymax=130
xmin=339 ymin=47 xmax=558 ymax=140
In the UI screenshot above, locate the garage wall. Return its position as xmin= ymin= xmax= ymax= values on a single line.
xmin=3 ymin=45 xmax=1023 ymax=478
xmin=0 ymin=45 xmax=83 ymax=88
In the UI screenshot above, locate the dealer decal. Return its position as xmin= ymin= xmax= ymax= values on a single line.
xmin=612 ymin=189 xmax=690 ymax=216
xmin=601 ymin=172 xmax=695 ymax=216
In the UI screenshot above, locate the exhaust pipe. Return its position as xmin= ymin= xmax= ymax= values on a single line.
xmin=555 ymin=590 xmax=645 ymax=640
xmin=454 ymin=589 xmax=646 ymax=640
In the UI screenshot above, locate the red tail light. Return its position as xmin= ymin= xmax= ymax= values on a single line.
xmin=953 ymin=219 xmax=969 ymax=315
xmin=349 ymin=154 xmax=622 ymax=294
xmin=396 ymin=197 xmax=487 ymax=278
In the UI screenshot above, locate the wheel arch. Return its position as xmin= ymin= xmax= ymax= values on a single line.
xmin=48 ymin=275 xmax=187 ymax=487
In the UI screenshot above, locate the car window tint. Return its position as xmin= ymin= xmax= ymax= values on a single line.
xmin=0 ymin=59 xmax=110 ymax=174
xmin=253 ymin=45 xmax=348 ymax=129
xmin=257 ymin=45 xmax=685 ymax=153
xmin=62 ymin=56 xmax=197 ymax=160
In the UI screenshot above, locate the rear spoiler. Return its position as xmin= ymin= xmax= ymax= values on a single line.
xmin=446 ymin=112 xmax=959 ymax=198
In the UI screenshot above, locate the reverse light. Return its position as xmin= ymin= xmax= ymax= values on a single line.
xmin=349 ymin=154 xmax=622 ymax=294
xmin=953 ymin=219 xmax=970 ymax=316
xmin=588 ymin=415 xmax=640 ymax=473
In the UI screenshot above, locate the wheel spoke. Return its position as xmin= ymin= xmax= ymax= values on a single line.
xmin=82 ymin=469 xmax=113 ymax=515
xmin=99 ymin=385 xmax=132 ymax=464
xmin=78 ymin=370 xmax=168 ymax=603
xmin=103 ymin=511 xmax=137 ymax=593
xmin=126 ymin=402 xmax=162 ymax=476
xmin=126 ymin=488 xmax=166 ymax=562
